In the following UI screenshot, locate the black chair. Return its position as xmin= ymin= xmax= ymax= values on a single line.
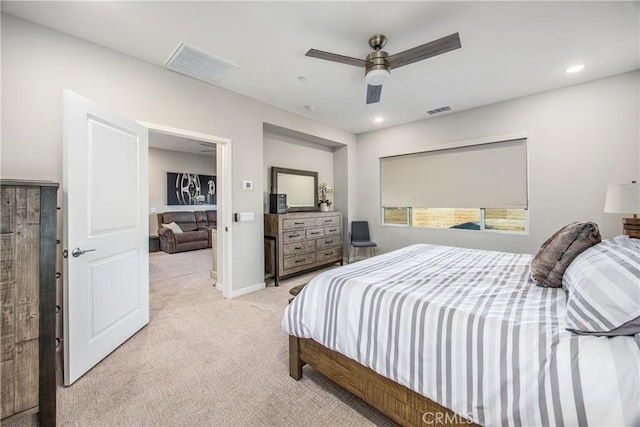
xmin=349 ymin=221 xmax=377 ymax=263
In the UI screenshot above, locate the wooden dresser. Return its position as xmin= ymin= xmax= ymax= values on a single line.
xmin=1 ymin=180 xmax=58 ymax=426
xmin=265 ymin=211 xmax=343 ymax=282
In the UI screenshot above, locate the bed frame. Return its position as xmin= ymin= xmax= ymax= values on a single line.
xmin=289 ymin=336 xmax=476 ymax=427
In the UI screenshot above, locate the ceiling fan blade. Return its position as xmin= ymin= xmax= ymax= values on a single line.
xmin=366 ymin=84 xmax=382 ymax=104
xmin=306 ymin=49 xmax=366 ymax=68
xmin=388 ymin=32 xmax=461 ymax=69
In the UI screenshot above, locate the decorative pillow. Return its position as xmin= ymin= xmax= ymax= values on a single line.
xmin=610 ymin=234 xmax=640 ymax=250
xmin=530 ymin=221 xmax=601 ymax=288
xmin=563 ymin=238 xmax=640 ymax=336
xmin=162 ymin=222 xmax=183 ymax=234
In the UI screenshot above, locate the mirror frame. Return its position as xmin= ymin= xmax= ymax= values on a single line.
xmin=271 ymin=167 xmax=318 ymax=212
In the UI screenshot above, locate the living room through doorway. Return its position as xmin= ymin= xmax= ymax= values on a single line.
xmin=146 ymin=125 xmax=231 ymax=297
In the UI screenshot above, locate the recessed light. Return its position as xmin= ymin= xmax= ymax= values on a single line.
xmin=297 ymin=76 xmax=306 ymax=82
xmin=374 ymin=116 xmax=384 ymax=123
xmin=565 ymin=64 xmax=585 ymax=73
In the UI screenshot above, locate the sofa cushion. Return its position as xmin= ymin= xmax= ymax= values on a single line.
xmin=194 ymin=211 xmax=207 ymax=223
xmin=206 ymin=210 xmax=217 ymax=225
xmin=174 ymin=230 xmax=209 ymax=244
xmin=160 ymin=211 xmax=198 ymax=232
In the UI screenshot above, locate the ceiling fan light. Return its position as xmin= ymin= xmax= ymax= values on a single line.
xmin=366 ymin=68 xmax=390 ymax=86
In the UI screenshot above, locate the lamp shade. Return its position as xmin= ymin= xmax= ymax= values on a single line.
xmin=604 ymin=182 xmax=640 ymax=214
xmin=365 ymin=68 xmax=390 ymax=86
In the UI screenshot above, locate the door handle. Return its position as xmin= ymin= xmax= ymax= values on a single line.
xmin=71 ymin=247 xmax=96 ymax=257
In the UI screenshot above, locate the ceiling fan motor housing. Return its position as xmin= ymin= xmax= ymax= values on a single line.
xmin=365 ymin=50 xmax=390 ymax=85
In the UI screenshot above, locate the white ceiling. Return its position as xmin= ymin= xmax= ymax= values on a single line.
xmin=3 ymin=1 xmax=639 ymax=135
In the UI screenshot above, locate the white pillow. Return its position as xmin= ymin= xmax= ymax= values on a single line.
xmin=162 ymin=222 xmax=183 ymax=234
xmin=563 ymin=237 xmax=640 ymax=336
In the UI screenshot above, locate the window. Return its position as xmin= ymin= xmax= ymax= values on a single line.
xmin=383 ymin=207 xmax=409 ymax=225
xmin=381 ymin=138 xmax=528 ymax=233
xmin=412 ymin=208 xmax=480 ymax=229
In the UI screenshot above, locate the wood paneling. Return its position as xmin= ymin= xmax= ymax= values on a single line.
xmin=1 ymin=181 xmax=57 ymax=426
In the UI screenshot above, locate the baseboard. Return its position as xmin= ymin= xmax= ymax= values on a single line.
xmin=228 ymin=281 xmax=265 ymax=299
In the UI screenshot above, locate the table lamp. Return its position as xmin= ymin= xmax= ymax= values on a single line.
xmin=604 ymin=181 xmax=640 ymax=238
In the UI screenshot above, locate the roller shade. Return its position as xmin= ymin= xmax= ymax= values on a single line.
xmin=381 ymin=139 xmax=527 ymax=209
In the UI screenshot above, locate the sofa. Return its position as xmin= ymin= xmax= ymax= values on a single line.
xmin=157 ymin=210 xmax=217 ymax=254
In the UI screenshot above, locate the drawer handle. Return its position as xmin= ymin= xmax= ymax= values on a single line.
xmin=324 ymin=219 xmax=332 ymax=222
xmin=295 ymin=258 xmax=306 ymax=263
xmin=324 ymin=240 xmax=333 ymax=244
xmin=294 ymin=222 xmax=304 ymax=225
xmin=310 ymin=232 xmax=320 ymax=235
xmin=294 ymin=246 xmax=303 ymax=250
xmin=289 ymin=234 xmax=300 ymax=238
xmin=324 ymin=252 xmax=332 ymax=256
xmin=328 ymin=228 xmax=337 ymax=232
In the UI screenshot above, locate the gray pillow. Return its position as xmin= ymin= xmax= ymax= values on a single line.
xmin=530 ymin=221 xmax=601 ymax=288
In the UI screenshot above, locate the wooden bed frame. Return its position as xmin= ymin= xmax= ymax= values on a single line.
xmin=289 ymin=336 xmax=476 ymax=427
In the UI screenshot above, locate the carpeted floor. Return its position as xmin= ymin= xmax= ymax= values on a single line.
xmin=7 ymin=249 xmax=396 ymax=427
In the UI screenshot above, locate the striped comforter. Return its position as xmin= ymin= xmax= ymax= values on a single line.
xmin=282 ymin=244 xmax=640 ymax=427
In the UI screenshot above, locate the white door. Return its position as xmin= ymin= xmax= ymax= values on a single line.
xmin=63 ymin=90 xmax=149 ymax=385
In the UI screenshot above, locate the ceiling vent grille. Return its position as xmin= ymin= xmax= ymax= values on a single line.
xmin=427 ymin=106 xmax=453 ymax=115
xmin=165 ymin=42 xmax=238 ymax=84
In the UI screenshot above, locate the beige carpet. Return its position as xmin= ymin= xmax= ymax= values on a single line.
xmin=7 ymin=249 xmax=396 ymax=427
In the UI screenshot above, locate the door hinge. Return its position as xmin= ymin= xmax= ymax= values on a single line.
xmin=62 ymin=249 xmax=68 ymax=259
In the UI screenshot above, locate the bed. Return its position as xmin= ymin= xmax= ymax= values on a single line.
xmin=282 ymin=240 xmax=640 ymax=426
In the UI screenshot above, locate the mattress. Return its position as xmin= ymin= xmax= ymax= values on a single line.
xmin=282 ymin=244 xmax=640 ymax=426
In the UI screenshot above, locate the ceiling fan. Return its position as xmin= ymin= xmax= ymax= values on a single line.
xmin=306 ymin=32 xmax=461 ymax=104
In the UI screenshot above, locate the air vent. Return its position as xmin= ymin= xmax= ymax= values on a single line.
xmin=427 ymin=106 xmax=453 ymax=115
xmin=165 ymin=42 xmax=238 ymax=84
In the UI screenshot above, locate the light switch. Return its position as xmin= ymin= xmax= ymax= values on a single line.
xmin=242 ymin=180 xmax=253 ymax=190
xmin=239 ymin=212 xmax=254 ymax=222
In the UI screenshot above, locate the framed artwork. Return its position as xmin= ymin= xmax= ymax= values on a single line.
xmin=167 ymin=172 xmax=216 ymax=205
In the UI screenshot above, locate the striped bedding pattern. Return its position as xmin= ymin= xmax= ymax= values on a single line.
xmin=282 ymin=244 xmax=640 ymax=426
xmin=563 ymin=236 xmax=640 ymax=335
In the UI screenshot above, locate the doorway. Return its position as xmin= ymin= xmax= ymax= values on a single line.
xmin=141 ymin=122 xmax=232 ymax=298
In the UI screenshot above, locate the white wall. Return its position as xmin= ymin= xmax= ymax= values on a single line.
xmin=148 ymin=147 xmax=216 ymax=234
xmin=0 ymin=14 xmax=358 ymax=296
xmin=355 ymin=71 xmax=640 ymax=255
xmin=263 ymin=131 xmax=336 ymax=209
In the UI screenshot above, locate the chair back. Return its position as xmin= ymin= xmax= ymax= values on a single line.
xmin=351 ymin=221 xmax=371 ymax=242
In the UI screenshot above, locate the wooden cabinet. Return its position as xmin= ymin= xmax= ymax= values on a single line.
xmin=1 ymin=180 xmax=58 ymax=426
xmin=265 ymin=212 xmax=343 ymax=282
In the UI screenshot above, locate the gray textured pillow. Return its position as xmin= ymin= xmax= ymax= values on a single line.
xmin=530 ymin=221 xmax=601 ymax=288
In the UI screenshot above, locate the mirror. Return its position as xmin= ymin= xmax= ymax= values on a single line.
xmin=271 ymin=167 xmax=318 ymax=212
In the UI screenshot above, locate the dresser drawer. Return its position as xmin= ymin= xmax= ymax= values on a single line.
xmin=305 ymin=228 xmax=325 ymax=239
xmin=317 ymin=247 xmax=342 ymax=263
xmin=283 ymin=253 xmax=317 ymax=270
xmin=316 ymin=236 xmax=341 ymax=250
xmin=315 ymin=216 xmax=340 ymax=227
xmin=283 ymin=218 xmax=316 ymax=230
xmin=282 ymin=229 xmax=305 ymax=242
xmin=324 ymin=225 xmax=341 ymax=236
xmin=283 ymin=240 xmax=316 ymax=256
